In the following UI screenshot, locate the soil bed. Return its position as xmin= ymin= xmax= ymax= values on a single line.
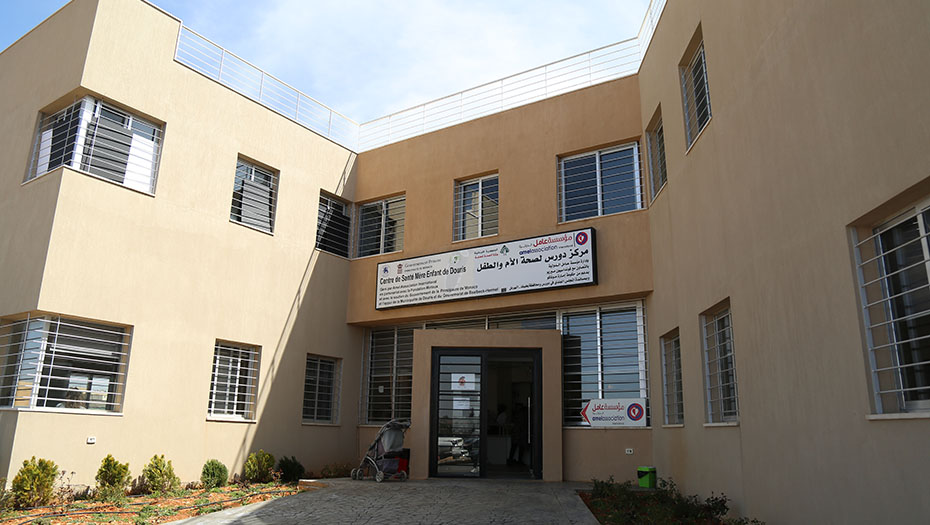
xmin=0 ymin=482 xmax=308 ymax=524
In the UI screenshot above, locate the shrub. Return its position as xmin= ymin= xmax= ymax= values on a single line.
xmin=200 ymin=459 xmax=229 ymax=489
xmin=11 ymin=457 xmax=58 ymax=509
xmin=320 ymin=463 xmax=352 ymax=479
xmin=95 ymin=455 xmax=131 ymax=501
xmin=141 ymin=455 xmax=180 ymax=495
xmin=276 ymin=456 xmax=305 ymax=483
xmin=243 ymin=450 xmax=275 ymax=484
xmin=0 ymin=478 xmax=12 ymax=512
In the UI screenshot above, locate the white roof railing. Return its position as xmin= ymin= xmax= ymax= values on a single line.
xmin=171 ymin=0 xmax=666 ymax=152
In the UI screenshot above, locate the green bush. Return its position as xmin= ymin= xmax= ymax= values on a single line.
xmin=11 ymin=457 xmax=59 ymax=509
xmin=95 ymin=455 xmax=131 ymax=501
xmin=0 ymin=478 xmax=12 ymax=512
xmin=243 ymin=450 xmax=275 ymax=484
xmin=141 ymin=455 xmax=180 ymax=495
xmin=320 ymin=463 xmax=352 ymax=479
xmin=276 ymin=456 xmax=305 ymax=483
xmin=200 ymin=459 xmax=229 ymax=489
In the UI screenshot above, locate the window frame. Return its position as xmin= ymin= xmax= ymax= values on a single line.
xmin=453 ymin=173 xmax=499 ymax=241
xmin=26 ymin=96 xmax=164 ymax=195
xmin=229 ymin=157 xmax=279 ymax=234
xmin=364 ymin=326 xmax=414 ymax=424
xmin=646 ymin=112 xmax=667 ymax=200
xmin=853 ymin=198 xmax=930 ymax=414
xmin=302 ymin=354 xmax=340 ymax=424
xmin=0 ymin=313 xmax=132 ymax=414
xmin=316 ymin=193 xmax=353 ymax=258
xmin=661 ymin=329 xmax=684 ymax=425
xmin=207 ymin=340 xmax=260 ymax=422
xmin=356 ymin=195 xmax=406 ymax=258
xmin=701 ymin=303 xmax=739 ymax=423
xmin=558 ymin=142 xmax=643 ymax=223
xmin=681 ymin=42 xmax=712 ymax=149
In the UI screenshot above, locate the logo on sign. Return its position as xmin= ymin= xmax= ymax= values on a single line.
xmin=500 ymin=245 xmax=510 ymax=255
xmin=575 ymin=231 xmax=589 ymax=246
xmin=397 ymin=264 xmax=403 ymax=274
xmin=382 ymin=266 xmax=389 ymax=275
xmin=627 ymin=403 xmax=644 ymax=421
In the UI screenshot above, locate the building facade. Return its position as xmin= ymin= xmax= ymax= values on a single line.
xmin=1 ymin=0 xmax=929 ymax=522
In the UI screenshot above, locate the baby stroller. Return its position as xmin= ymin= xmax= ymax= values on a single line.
xmin=352 ymin=419 xmax=410 ymax=482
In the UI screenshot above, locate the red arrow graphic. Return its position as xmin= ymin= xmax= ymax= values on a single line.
xmin=580 ymin=401 xmax=591 ymax=424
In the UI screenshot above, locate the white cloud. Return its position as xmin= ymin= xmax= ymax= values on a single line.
xmin=153 ymin=0 xmax=650 ymax=122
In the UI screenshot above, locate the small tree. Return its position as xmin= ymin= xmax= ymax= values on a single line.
xmin=200 ymin=459 xmax=229 ymax=489
xmin=243 ymin=450 xmax=275 ymax=484
xmin=141 ymin=455 xmax=180 ymax=495
xmin=95 ymin=455 xmax=131 ymax=501
xmin=11 ymin=457 xmax=58 ymax=509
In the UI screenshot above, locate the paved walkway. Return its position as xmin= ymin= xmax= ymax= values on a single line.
xmin=176 ymin=478 xmax=598 ymax=524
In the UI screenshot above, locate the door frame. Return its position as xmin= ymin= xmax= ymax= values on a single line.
xmin=428 ymin=347 xmax=543 ymax=479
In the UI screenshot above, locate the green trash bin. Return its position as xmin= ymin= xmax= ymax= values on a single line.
xmin=637 ymin=466 xmax=656 ymax=489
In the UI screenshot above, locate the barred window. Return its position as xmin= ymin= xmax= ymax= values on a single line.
xmin=366 ymin=327 xmax=413 ymax=423
xmin=357 ymin=196 xmax=405 ymax=257
xmin=681 ymin=42 xmax=712 ymax=147
xmin=854 ymin=204 xmax=930 ymax=413
xmin=28 ymin=96 xmax=163 ymax=193
xmin=562 ymin=305 xmax=647 ymax=425
xmin=303 ymin=355 xmax=339 ymax=423
xmin=230 ymin=158 xmax=278 ymax=233
xmin=0 ymin=315 xmax=131 ymax=413
xmin=454 ymin=174 xmax=499 ymax=241
xmin=316 ymin=194 xmax=352 ymax=257
xmin=208 ymin=341 xmax=260 ymax=420
xmin=702 ymin=304 xmax=738 ymax=423
xmin=559 ymin=143 xmax=642 ymax=222
xmin=647 ymin=114 xmax=667 ymax=199
xmin=661 ymin=329 xmax=684 ymax=425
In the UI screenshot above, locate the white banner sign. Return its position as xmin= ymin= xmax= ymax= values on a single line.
xmin=376 ymin=228 xmax=596 ymax=309
xmin=580 ymin=398 xmax=647 ymax=427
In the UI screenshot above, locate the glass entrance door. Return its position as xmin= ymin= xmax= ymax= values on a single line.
xmin=430 ymin=348 xmax=541 ymax=479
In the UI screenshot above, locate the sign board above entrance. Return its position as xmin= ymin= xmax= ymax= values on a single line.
xmin=580 ymin=398 xmax=647 ymax=427
xmin=375 ymin=228 xmax=597 ymax=309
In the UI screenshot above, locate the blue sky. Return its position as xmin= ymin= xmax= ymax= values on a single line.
xmin=2 ymin=0 xmax=650 ymax=122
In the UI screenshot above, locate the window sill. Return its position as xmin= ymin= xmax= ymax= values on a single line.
xmin=562 ymin=426 xmax=651 ymax=430
xmin=558 ymin=206 xmax=647 ymax=226
xmin=452 ymin=233 xmax=499 ymax=244
xmin=229 ymin=219 xmax=275 ymax=236
xmin=661 ymin=424 xmax=684 ymax=428
xmin=206 ymin=416 xmax=257 ymax=424
xmin=703 ymin=421 xmax=739 ymax=428
xmin=0 ymin=406 xmax=123 ymax=417
xmin=352 ymin=249 xmax=404 ymax=261
xmin=867 ymin=412 xmax=930 ymax=421
xmin=315 ymin=248 xmax=352 ymax=261
xmin=301 ymin=421 xmax=340 ymax=427
xmin=650 ymin=181 xmax=668 ymax=204
xmin=684 ymin=117 xmax=713 ymax=156
xmin=23 ymin=165 xmax=157 ymax=197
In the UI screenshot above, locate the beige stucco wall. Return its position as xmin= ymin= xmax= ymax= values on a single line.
xmin=1 ymin=0 xmax=362 ymax=486
xmin=640 ymin=0 xmax=930 ymax=522
xmin=347 ymin=74 xmax=652 ymax=326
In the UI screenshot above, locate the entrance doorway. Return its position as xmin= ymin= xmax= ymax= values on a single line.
xmin=429 ymin=348 xmax=542 ymax=479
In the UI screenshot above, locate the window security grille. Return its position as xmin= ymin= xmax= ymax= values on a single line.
xmin=230 ymin=159 xmax=278 ymax=233
xmin=854 ymin=205 xmax=930 ymax=413
xmin=681 ymin=44 xmax=712 ymax=147
xmin=702 ymin=307 xmax=738 ymax=422
xmin=661 ymin=331 xmax=684 ymax=425
xmin=561 ymin=306 xmax=648 ymax=425
xmin=303 ymin=355 xmax=338 ymax=423
xmin=454 ymin=175 xmax=499 ymax=241
xmin=647 ymin=117 xmax=667 ymax=199
xmin=208 ymin=341 xmax=260 ymax=420
xmin=357 ymin=196 xmax=405 ymax=257
xmin=0 ymin=315 xmax=130 ymax=412
xmin=316 ymin=194 xmax=352 ymax=257
xmin=28 ymin=96 xmax=163 ymax=193
xmin=366 ymin=327 xmax=413 ymax=423
xmin=559 ymin=143 xmax=642 ymax=222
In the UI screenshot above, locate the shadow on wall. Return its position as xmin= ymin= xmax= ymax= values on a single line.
xmin=224 ymin=153 xmax=364 ymax=479
xmin=0 ymin=411 xmax=19 ymax=480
